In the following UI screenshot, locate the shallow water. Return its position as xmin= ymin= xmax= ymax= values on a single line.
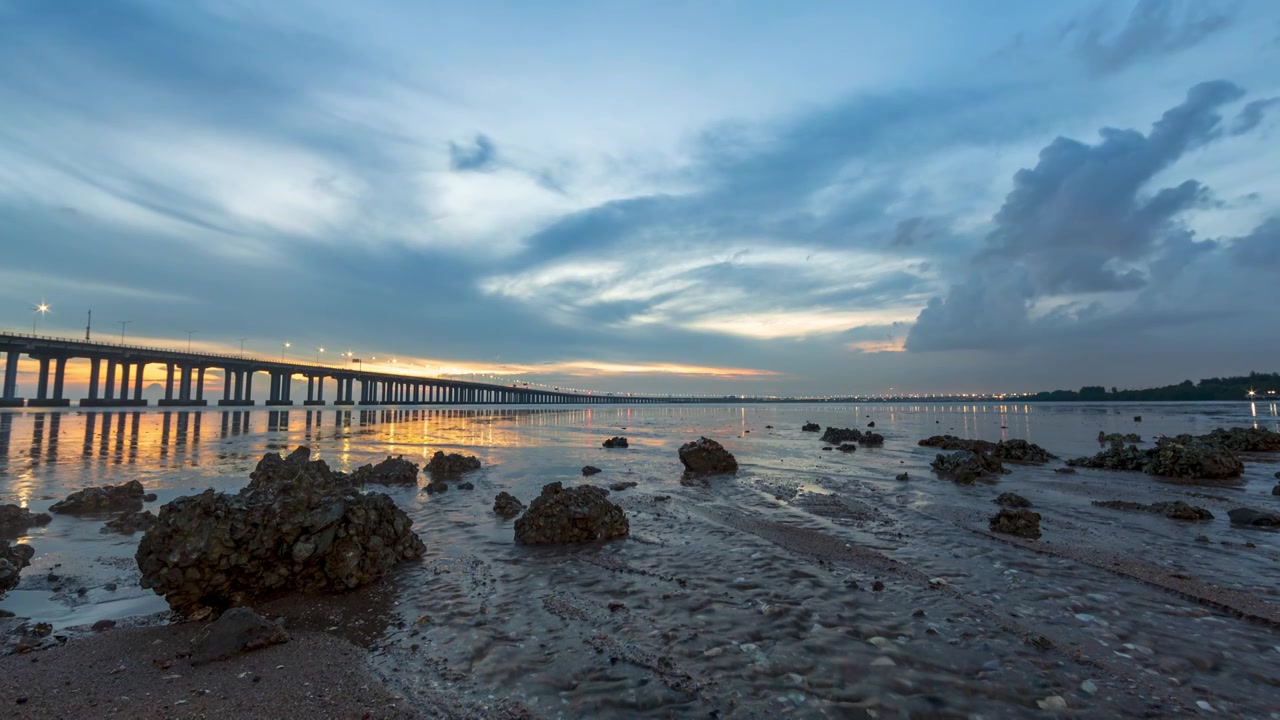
xmin=2 ymin=401 xmax=1280 ymax=718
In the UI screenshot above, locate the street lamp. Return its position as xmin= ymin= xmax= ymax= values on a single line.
xmin=32 ymin=302 xmax=49 ymax=336
xmin=281 ymin=341 xmax=291 ymax=362
xmin=316 ymin=347 xmax=325 ymax=364
xmin=238 ymin=338 xmax=247 ymax=358
xmin=186 ymin=330 xmax=197 ymax=353
xmin=118 ymin=320 xmax=131 ymax=345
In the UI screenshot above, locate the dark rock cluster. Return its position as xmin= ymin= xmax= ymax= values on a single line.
xmin=1227 ymin=508 xmax=1280 ymax=527
xmin=1068 ymin=437 xmax=1244 ymax=479
xmin=994 ymin=492 xmax=1032 ymax=508
xmin=919 ymin=435 xmax=1055 ymax=463
xmin=836 ymin=443 xmax=857 ymax=453
xmin=582 ymin=466 xmax=602 ymax=476
xmin=820 ymin=427 xmax=862 ymax=445
xmin=425 ymin=451 xmax=481 ymax=476
xmin=609 ymin=481 xmax=638 ymax=492
xmin=0 ymin=504 xmax=51 ymax=537
xmin=678 ymin=437 xmax=738 ymax=474
xmin=1091 ymin=500 xmax=1213 ymax=521
xmin=1098 ymin=432 xmax=1143 ymax=444
xmin=101 ymin=509 xmax=158 ymax=535
xmin=493 ymin=492 xmax=524 ymax=519
xmin=136 ymin=447 xmax=425 ymax=617
xmin=1197 ymin=427 xmax=1280 ymax=453
xmin=860 ymin=432 xmax=885 ymax=447
xmin=930 ymin=450 xmax=1010 ymax=484
xmin=989 ymin=508 xmax=1041 ymax=539
xmin=801 ymin=422 xmax=820 ymax=432
xmin=602 ymin=436 xmax=629 ymax=449
xmin=0 ymin=540 xmax=34 ymax=595
xmin=513 ymin=482 xmax=629 ymax=545
xmin=50 ymin=480 xmax=152 ymax=514
xmin=349 ymin=456 xmax=419 ymax=485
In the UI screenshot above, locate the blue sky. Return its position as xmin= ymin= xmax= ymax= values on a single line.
xmin=1 ymin=0 xmax=1278 ymax=395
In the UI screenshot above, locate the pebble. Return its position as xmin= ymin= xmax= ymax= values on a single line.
xmin=870 ymin=657 xmax=896 ymax=667
xmin=868 ymin=636 xmax=894 ymax=649
xmin=1196 ymin=701 xmax=1215 ymax=712
xmin=1037 ymin=695 xmax=1068 ymax=710
xmin=1074 ymin=613 xmax=1094 ymax=622
xmin=1080 ymin=679 xmax=1098 ymax=694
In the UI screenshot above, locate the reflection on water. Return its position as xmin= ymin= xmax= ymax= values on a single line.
xmin=1 ymin=402 xmax=1279 ymax=718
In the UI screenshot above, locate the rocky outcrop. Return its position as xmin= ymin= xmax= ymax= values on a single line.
xmin=425 ymin=451 xmax=481 ymax=476
xmin=867 ymin=421 xmax=876 ymax=428
xmin=189 ymin=607 xmax=289 ymax=666
xmin=1 ymin=540 xmax=34 ymax=595
xmin=919 ymin=435 xmax=1055 ymax=463
xmin=582 ymin=466 xmax=602 ymax=477
xmin=801 ymin=422 xmax=820 ymax=432
xmin=836 ymin=443 xmax=857 ymax=453
xmin=424 ymin=480 xmax=448 ymax=494
xmin=990 ymin=509 xmax=1041 ymax=539
xmin=0 ymin=504 xmax=51 ymax=537
xmin=930 ymin=451 xmax=1009 ymax=484
xmin=1227 ymin=508 xmax=1280 ymax=527
xmin=136 ymin=447 xmax=425 ymax=617
xmin=895 ymin=472 xmax=910 ymax=481
xmin=678 ymin=437 xmax=738 ymax=474
xmin=101 ymin=509 xmax=158 ymax=535
xmin=602 ymin=437 xmax=629 ymax=449
xmin=1195 ymin=427 xmax=1280 ymax=453
xmin=493 ymin=492 xmax=524 ymax=519
xmin=1067 ymin=437 xmax=1244 ymax=479
xmin=994 ymin=492 xmax=1031 ymax=508
xmin=860 ymin=432 xmax=885 ymax=447
xmin=1098 ymin=432 xmax=1143 ymax=444
xmin=50 ymin=480 xmax=150 ymax=514
xmin=609 ymin=481 xmax=638 ymax=491
xmin=1092 ymin=500 xmax=1213 ymax=521
xmin=350 ymin=456 xmax=418 ymax=485
xmin=513 ymin=482 xmax=629 ymax=545
xmin=821 ymin=427 xmax=862 ymax=445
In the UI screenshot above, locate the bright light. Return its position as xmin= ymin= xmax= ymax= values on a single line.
xmin=37 ymin=304 xmax=49 ymax=313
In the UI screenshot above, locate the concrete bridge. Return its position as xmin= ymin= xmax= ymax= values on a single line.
xmin=0 ymin=332 xmax=680 ymax=408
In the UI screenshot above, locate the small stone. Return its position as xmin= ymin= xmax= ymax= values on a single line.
xmin=91 ymin=619 xmax=116 ymax=632
xmin=870 ymin=656 xmax=895 ymax=667
xmin=602 ymin=437 xmax=629 ymax=449
xmin=189 ymin=608 xmax=288 ymax=666
xmin=582 ymin=466 xmax=602 ymax=477
xmin=1196 ymin=701 xmax=1214 ymax=712
xmin=1037 ymin=695 xmax=1067 ymax=710
xmin=1080 ymin=679 xmax=1098 ymax=694
xmin=895 ymin=472 xmax=909 ymax=481
xmin=872 ymin=581 xmax=885 ymax=592
xmin=868 ymin=637 xmax=893 ymax=649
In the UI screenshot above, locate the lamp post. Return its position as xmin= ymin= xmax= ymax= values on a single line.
xmin=186 ymin=330 xmax=197 ymax=353
xmin=316 ymin=347 xmax=324 ymax=364
xmin=32 ymin=303 xmax=49 ymax=336
xmin=281 ymin=341 xmax=291 ymax=362
xmin=238 ymin=338 xmax=247 ymax=358
xmin=118 ymin=320 xmax=131 ymax=345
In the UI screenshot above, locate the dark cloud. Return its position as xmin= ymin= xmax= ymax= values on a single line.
xmin=1228 ymin=217 xmax=1280 ymax=266
xmin=1070 ymin=0 xmax=1233 ymax=74
xmin=1231 ymin=97 xmax=1280 ymax=135
xmin=888 ymin=216 xmax=945 ymax=248
xmin=908 ymin=80 xmax=1257 ymax=352
xmin=448 ymin=134 xmax=497 ymax=172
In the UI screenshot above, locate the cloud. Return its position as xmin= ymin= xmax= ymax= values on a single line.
xmin=448 ymin=134 xmax=497 ymax=171
xmin=1069 ymin=0 xmax=1233 ymax=74
xmin=1231 ymin=97 xmax=1280 ymax=135
xmin=907 ymin=80 xmax=1260 ymax=352
xmin=1228 ymin=217 xmax=1280 ymax=266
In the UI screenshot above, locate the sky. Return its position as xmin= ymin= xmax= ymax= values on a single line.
xmin=1 ymin=0 xmax=1278 ymax=397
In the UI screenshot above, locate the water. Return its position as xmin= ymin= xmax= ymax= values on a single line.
xmin=2 ymin=402 xmax=1280 ymax=718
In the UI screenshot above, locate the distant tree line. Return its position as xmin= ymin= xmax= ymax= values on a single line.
xmin=1027 ymin=372 xmax=1279 ymax=402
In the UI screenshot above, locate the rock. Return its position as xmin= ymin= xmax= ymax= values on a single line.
xmin=349 ymin=456 xmax=419 ymax=485
xmin=609 ymin=482 xmax=638 ymax=492
xmin=821 ymin=446 xmax=832 ymax=451
xmin=1068 ymin=437 xmax=1244 ymax=479
xmin=895 ymin=472 xmax=909 ymax=481
xmin=867 ymin=421 xmax=876 ymax=428
xmin=994 ymin=493 xmax=1031 ymax=508
xmin=871 ymin=581 xmax=885 ymax=591
xmin=1053 ymin=467 xmax=1076 ymax=474
xmin=189 ymin=607 xmax=289 ymax=666
xmin=919 ymin=435 xmax=1055 ymax=463
xmin=836 ymin=443 xmax=857 ymax=453
xmin=765 ymin=425 xmax=774 ymax=429
xmin=50 ymin=480 xmax=147 ymax=514
xmin=1099 ymin=431 xmax=1143 ymax=444
xmin=1195 ymin=535 xmax=1210 ymax=543
xmin=91 ymin=619 xmax=116 ymax=631
xmin=801 ymin=422 xmax=820 ymax=432
xmin=0 ymin=504 xmax=52 ymax=538
xmin=1272 ymin=484 xmax=1280 ymax=496
xmin=513 ymin=482 xmax=629 ymax=545
xmin=602 ymin=436 xmax=629 ymax=449
xmin=457 ymin=482 xmax=475 ymax=491
xmin=0 ymin=540 xmax=35 ymax=595
xmin=424 ymin=481 xmax=448 ymax=494
xmin=493 ymin=492 xmax=524 ymax=519
xmin=135 ymin=447 xmax=425 ymax=617
xmin=424 ymin=451 xmax=481 ymax=476
xmin=582 ymin=466 xmax=602 ymax=477
xmin=678 ymin=437 xmax=738 ymax=474
xmin=1037 ymin=695 xmax=1068 ymax=711
xmin=1275 ymin=470 xmax=1280 ymax=479
xmin=1195 ymin=427 xmax=1280 ymax=452
xmin=821 ymin=427 xmax=862 ymax=445
xmin=1227 ymin=507 xmax=1280 ymax=527
xmin=930 ymin=450 xmax=1009 ymax=484
xmin=859 ymin=432 xmax=885 ymax=447
xmin=1091 ymin=500 xmax=1213 ymax=521
xmin=1133 ymin=416 xmax=1142 ymax=422
xmin=101 ymin=509 xmax=158 ymax=535
xmin=989 ymin=509 xmax=1041 ymax=539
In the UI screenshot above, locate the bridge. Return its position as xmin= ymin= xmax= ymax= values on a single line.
xmin=0 ymin=332 xmax=681 ymax=408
